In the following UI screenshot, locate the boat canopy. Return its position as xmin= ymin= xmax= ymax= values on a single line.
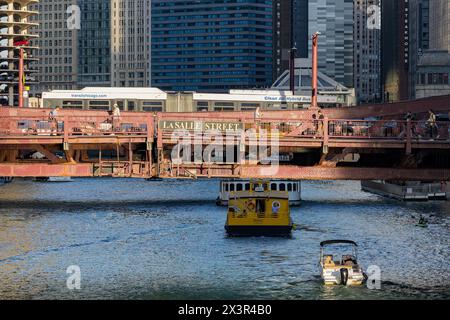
xmin=320 ymin=240 xmax=358 ymax=247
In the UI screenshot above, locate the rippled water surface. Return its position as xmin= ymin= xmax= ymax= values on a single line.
xmin=0 ymin=178 xmax=449 ymax=300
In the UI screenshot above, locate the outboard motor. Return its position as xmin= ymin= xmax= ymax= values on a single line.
xmin=340 ymin=268 xmax=349 ymax=286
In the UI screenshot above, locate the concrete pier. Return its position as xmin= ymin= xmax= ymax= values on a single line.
xmin=361 ymin=180 xmax=449 ymax=201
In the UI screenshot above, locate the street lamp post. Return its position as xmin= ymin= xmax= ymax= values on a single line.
xmin=289 ymin=46 xmax=297 ymax=96
xmin=14 ymin=40 xmax=29 ymax=108
xmin=311 ymin=32 xmax=320 ymax=110
xmin=18 ymin=47 xmax=24 ymax=108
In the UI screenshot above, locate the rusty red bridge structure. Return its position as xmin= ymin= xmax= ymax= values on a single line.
xmin=1 ymin=94 xmax=450 ymax=181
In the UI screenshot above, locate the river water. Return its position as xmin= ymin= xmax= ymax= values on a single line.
xmin=0 ymin=178 xmax=449 ymax=300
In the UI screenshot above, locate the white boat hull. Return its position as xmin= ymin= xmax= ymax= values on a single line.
xmin=320 ymin=265 xmax=365 ymax=286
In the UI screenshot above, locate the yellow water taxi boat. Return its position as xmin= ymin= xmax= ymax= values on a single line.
xmin=225 ymin=180 xmax=293 ymax=237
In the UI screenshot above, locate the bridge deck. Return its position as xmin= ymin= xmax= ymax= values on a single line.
xmin=0 ymin=105 xmax=449 ymax=181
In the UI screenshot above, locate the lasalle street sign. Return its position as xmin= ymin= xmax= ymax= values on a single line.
xmin=160 ymin=120 xmax=244 ymax=132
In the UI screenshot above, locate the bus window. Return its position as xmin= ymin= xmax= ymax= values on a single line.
xmin=128 ymin=101 xmax=136 ymax=111
xmin=230 ymin=184 xmax=235 ymax=192
xmin=279 ymin=183 xmax=286 ymax=191
xmin=224 ymin=184 xmax=228 ymax=192
xmin=245 ymin=183 xmax=250 ymax=191
xmin=271 ymin=183 xmax=277 ymax=191
xmin=241 ymin=103 xmax=260 ymax=111
xmin=143 ymin=101 xmax=163 ymax=112
xmin=293 ymin=183 xmax=297 ymax=192
xmin=236 ymin=184 xmax=243 ymax=191
xmin=62 ymin=100 xmax=83 ymax=109
xmin=287 ymin=183 xmax=292 ymax=192
xmin=116 ymin=101 xmax=124 ymax=110
xmin=196 ymin=101 xmax=209 ymax=112
xmin=89 ymin=100 xmax=110 ymax=110
xmin=214 ymin=102 xmax=236 ymax=112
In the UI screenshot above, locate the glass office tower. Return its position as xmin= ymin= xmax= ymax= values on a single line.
xmin=78 ymin=0 xmax=111 ymax=87
xmin=151 ymin=0 xmax=273 ymax=92
xmin=308 ymin=0 xmax=355 ymax=88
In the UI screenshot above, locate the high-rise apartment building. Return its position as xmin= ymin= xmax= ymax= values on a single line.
xmin=354 ymin=0 xmax=381 ymax=103
xmin=151 ymin=0 xmax=273 ymax=92
xmin=381 ymin=0 xmax=410 ymax=102
xmin=272 ymin=0 xmax=309 ymax=81
xmin=0 ymin=0 xmax=39 ymax=106
xmin=111 ymin=0 xmax=151 ymax=87
xmin=429 ymin=0 xmax=450 ymax=52
xmin=31 ymin=0 xmax=151 ymax=93
xmin=30 ymin=0 xmax=78 ymax=93
xmin=308 ymin=0 xmax=355 ymax=88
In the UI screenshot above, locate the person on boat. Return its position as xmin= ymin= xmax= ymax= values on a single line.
xmin=272 ymin=201 xmax=280 ymax=215
xmin=418 ymin=215 xmax=428 ymax=225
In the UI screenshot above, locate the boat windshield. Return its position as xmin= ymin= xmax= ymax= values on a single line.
xmin=321 ymin=242 xmax=358 ymax=261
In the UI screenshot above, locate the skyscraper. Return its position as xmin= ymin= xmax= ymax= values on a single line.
xmin=409 ymin=0 xmax=430 ymax=98
xmin=354 ymin=0 xmax=382 ymax=103
xmin=151 ymin=0 xmax=273 ymax=92
xmin=273 ymin=0 xmax=292 ymax=82
xmin=308 ymin=0 xmax=355 ymax=88
xmin=110 ymin=0 xmax=151 ymax=87
xmin=293 ymin=0 xmax=309 ymax=57
xmin=78 ymin=0 xmax=111 ymax=87
xmin=381 ymin=0 xmax=410 ymax=102
xmin=429 ymin=0 xmax=450 ymax=52
xmin=0 ymin=0 xmax=39 ymax=106
xmin=272 ymin=0 xmax=309 ymax=81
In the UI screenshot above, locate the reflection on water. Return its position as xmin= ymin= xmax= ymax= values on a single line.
xmin=0 ymin=178 xmax=449 ymax=300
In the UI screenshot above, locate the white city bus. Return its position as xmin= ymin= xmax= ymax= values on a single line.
xmin=41 ymin=87 xmax=353 ymax=112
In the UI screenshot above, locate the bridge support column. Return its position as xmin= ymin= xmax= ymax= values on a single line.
xmin=361 ymin=180 xmax=449 ymax=201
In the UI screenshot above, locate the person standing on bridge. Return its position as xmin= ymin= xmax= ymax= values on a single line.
xmin=317 ymin=109 xmax=325 ymax=137
xmin=48 ymin=107 xmax=60 ymax=136
xmin=427 ymin=110 xmax=437 ymax=140
xmin=112 ymin=103 xmax=121 ymax=133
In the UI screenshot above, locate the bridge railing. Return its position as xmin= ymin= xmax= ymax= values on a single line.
xmin=1 ymin=115 xmax=449 ymax=143
xmin=328 ymin=120 xmax=450 ymax=140
xmin=328 ymin=120 xmax=404 ymax=139
xmin=0 ymin=115 xmax=154 ymax=138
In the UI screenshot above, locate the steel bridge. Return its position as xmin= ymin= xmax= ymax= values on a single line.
xmin=0 ymin=95 xmax=450 ymax=181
